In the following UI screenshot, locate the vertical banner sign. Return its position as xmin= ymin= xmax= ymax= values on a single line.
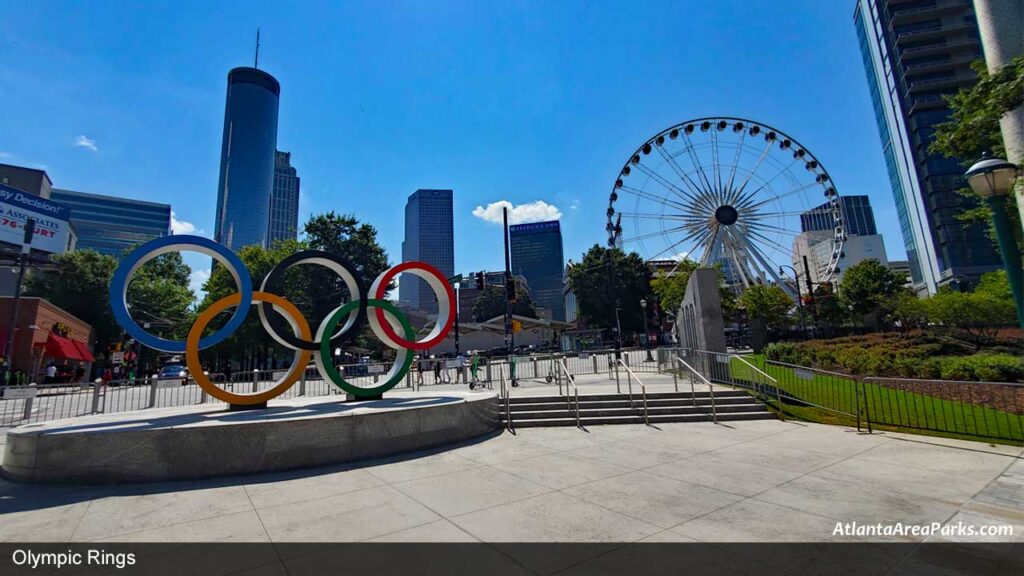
xmin=0 ymin=183 xmax=73 ymax=254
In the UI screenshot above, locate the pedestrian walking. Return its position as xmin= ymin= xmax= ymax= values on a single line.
xmin=415 ymin=356 xmax=425 ymax=385
xmin=432 ymin=356 xmax=441 ymax=384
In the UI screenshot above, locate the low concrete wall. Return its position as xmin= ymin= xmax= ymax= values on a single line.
xmin=3 ymin=391 xmax=499 ymax=483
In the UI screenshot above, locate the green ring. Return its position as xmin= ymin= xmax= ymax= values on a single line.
xmin=319 ymin=299 xmax=414 ymax=397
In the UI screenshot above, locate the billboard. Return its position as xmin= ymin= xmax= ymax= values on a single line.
xmin=0 ymin=183 xmax=73 ymax=254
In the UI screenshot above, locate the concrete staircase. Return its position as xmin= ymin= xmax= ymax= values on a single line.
xmin=500 ymin=390 xmax=774 ymax=428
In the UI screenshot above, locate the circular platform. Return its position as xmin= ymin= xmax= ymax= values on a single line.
xmin=2 ymin=391 xmax=499 ymax=483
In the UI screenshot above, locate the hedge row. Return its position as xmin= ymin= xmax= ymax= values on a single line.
xmin=764 ymin=334 xmax=1023 ymax=382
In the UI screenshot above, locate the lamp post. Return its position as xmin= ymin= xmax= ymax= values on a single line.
xmin=779 ymin=264 xmax=809 ymax=339
xmin=965 ymin=154 xmax=1023 ymax=328
xmin=640 ymin=298 xmax=653 ymax=362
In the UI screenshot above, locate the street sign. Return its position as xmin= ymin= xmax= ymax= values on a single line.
xmin=795 ymin=368 xmax=814 ymax=380
xmin=2 ymin=387 xmax=37 ymax=399
xmin=111 ymin=352 xmax=125 ymax=364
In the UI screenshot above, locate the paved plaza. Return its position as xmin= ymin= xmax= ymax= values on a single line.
xmin=1 ymin=417 xmax=1021 ymax=561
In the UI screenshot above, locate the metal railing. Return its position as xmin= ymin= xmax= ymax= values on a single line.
xmin=674 ymin=355 xmax=717 ymax=423
xmin=733 ymin=355 xmax=784 ymax=422
xmin=497 ymin=363 xmax=512 ymax=432
xmin=557 ymin=359 xmax=582 ymax=428
xmin=861 ymin=376 xmax=1022 ymax=442
xmin=617 ymin=359 xmax=649 ymax=426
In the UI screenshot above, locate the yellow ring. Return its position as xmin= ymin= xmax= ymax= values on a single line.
xmin=187 ymin=291 xmax=313 ymax=405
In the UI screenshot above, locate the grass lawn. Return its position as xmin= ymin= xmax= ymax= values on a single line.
xmin=727 ymin=356 xmax=1023 ymax=446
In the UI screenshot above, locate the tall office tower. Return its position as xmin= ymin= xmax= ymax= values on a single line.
xmin=268 ymin=150 xmax=300 ymax=245
xmin=854 ymin=0 xmax=1000 ymax=294
xmin=801 ymin=195 xmax=879 ymax=236
xmin=510 ymin=220 xmax=566 ymax=321
xmin=50 ymin=189 xmax=170 ymax=259
xmin=214 ymin=67 xmax=280 ymax=251
xmin=399 ymin=189 xmax=454 ymax=314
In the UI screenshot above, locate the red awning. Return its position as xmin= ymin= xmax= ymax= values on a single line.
xmin=71 ymin=339 xmax=95 ymax=362
xmin=43 ymin=333 xmax=90 ymax=361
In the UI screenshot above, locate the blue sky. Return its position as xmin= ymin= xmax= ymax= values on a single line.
xmin=0 ymin=0 xmax=903 ymax=293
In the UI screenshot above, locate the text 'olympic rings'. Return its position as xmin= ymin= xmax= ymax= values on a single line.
xmin=109 ymin=235 xmax=456 ymax=404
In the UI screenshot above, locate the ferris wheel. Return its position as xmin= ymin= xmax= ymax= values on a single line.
xmin=606 ymin=117 xmax=845 ymax=294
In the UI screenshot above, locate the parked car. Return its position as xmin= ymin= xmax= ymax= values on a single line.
xmin=157 ymin=364 xmax=190 ymax=386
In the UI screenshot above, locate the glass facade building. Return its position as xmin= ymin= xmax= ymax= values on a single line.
xmin=214 ymin=67 xmax=280 ymax=251
xmin=854 ymin=0 xmax=999 ymax=294
xmin=510 ymin=220 xmax=566 ymax=321
xmin=400 ymin=189 xmax=454 ymax=315
xmin=801 ymin=195 xmax=878 ymax=236
xmin=50 ymin=188 xmax=170 ymax=259
xmin=268 ymin=150 xmax=300 ymax=245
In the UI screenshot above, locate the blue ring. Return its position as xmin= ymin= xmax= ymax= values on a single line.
xmin=109 ymin=235 xmax=253 ymax=353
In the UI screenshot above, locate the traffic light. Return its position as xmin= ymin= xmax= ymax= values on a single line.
xmin=506 ymin=277 xmax=517 ymax=303
xmin=475 ymin=271 xmax=485 ymax=290
xmin=511 ymin=320 xmax=522 ymax=333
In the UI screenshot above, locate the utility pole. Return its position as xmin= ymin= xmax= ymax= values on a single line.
xmin=2 ymin=218 xmax=35 ymax=384
xmin=502 ymin=207 xmax=517 ymax=386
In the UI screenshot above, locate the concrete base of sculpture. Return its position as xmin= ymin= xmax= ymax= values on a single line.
xmin=2 ymin=391 xmax=499 ymax=484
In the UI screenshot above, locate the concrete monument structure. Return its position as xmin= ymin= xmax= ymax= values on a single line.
xmin=675 ymin=268 xmax=726 ymax=352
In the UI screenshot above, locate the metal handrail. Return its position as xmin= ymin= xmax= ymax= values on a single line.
xmin=498 ymin=363 xmax=512 ymax=431
xmin=735 ymin=356 xmax=784 ymax=422
xmin=557 ymin=359 xmax=582 ymax=428
xmin=674 ymin=356 xmax=717 ymax=423
xmin=616 ymin=359 xmax=649 ymax=426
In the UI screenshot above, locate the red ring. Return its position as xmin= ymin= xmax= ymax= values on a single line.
xmin=372 ymin=261 xmax=456 ymax=350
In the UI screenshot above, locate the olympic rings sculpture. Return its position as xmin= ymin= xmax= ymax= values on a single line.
xmin=109 ymin=235 xmax=455 ymax=404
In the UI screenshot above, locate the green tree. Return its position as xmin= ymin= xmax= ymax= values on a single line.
xmin=567 ymin=245 xmax=652 ymax=337
xmin=199 ymin=242 xmax=296 ymax=368
xmin=839 ymin=259 xmax=905 ymax=321
xmin=124 ymin=252 xmax=195 ymax=340
xmin=25 ymin=250 xmax=121 ymax=346
xmin=890 ymin=291 xmax=928 ymax=336
xmin=471 ymin=285 xmax=536 ymax=321
xmin=739 ymin=284 xmax=793 ymax=329
xmin=930 ymin=57 xmax=1023 ymax=162
xmin=929 ymin=56 xmax=1024 ymax=249
xmin=925 ymin=289 xmax=1015 ymax=350
xmin=810 ymin=282 xmax=846 ymax=331
xmin=975 ymin=269 xmax=1013 ymax=302
xmin=649 ymin=259 xmax=699 ymax=314
xmin=25 ymin=249 xmax=196 ymax=349
xmin=303 ymin=213 xmax=392 ymax=328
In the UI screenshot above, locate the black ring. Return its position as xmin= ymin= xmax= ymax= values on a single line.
xmin=258 ymin=250 xmax=368 ymax=351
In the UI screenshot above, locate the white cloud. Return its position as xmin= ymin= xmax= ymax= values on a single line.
xmin=189 ymin=268 xmax=210 ymax=296
xmin=73 ymin=135 xmax=98 ymax=152
xmin=672 ymin=251 xmax=690 ymax=261
xmin=570 ymin=199 xmax=581 ymax=211
xmin=170 ymin=211 xmax=202 ymax=235
xmin=0 ymin=152 xmax=14 ymax=160
xmin=472 ymin=200 xmax=562 ymax=225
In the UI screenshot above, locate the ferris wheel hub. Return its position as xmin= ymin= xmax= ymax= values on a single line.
xmin=714 ymin=205 xmax=739 ymax=226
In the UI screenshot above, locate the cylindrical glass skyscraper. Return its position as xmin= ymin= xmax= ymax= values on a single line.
xmin=214 ymin=67 xmax=280 ymax=251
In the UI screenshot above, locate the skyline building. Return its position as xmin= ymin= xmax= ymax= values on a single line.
xmin=214 ymin=67 xmax=280 ymax=251
xmin=801 ymin=195 xmax=878 ymax=237
xmin=268 ymin=150 xmax=300 ymax=245
xmin=50 ymin=188 xmax=171 ymax=259
xmin=854 ymin=0 xmax=1001 ymax=294
xmin=400 ymin=189 xmax=454 ymax=315
xmin=510 ymin=220 xmax=566 ymax=322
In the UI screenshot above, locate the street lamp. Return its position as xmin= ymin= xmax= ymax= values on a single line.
xmin=964 ymin=154 xmax=1023 ymax=328
xmin=778 ymin=264 xmax=809 ymax=339
xmin=640 ymin=298 xmax=653 ymax=362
